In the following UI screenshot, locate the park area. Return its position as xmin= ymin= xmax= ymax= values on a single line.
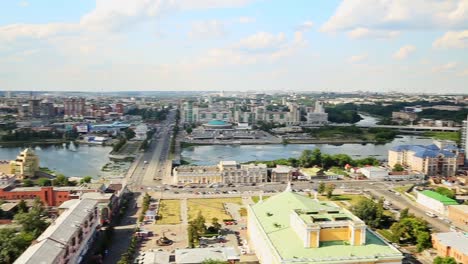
xmin=187 ymin=198 xmax=242 ymax=221
xmin=156 ymin=200 xmax=181 ymax=224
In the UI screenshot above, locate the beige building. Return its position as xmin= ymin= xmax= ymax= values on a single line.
xmin=10 ymin=148 xmax=40 ymax=179
xmin=388 ymin=142 xmax=459 ymax=176
xmin=447 ymin=205 xmax=468 ymax=231
xmin=173 ymin=161 xmax=267 ymax=185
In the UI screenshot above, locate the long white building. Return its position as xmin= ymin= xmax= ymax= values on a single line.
xmin=15 ymin=199 xmax=100 ymax=264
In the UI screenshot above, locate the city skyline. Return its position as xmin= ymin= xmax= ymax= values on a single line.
xmin=1 ymin=0 xmax=468 ymax=93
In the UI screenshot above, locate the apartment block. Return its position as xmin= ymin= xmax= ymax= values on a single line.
xmin=15 ymin=199 xmax=100 ymax=264
xmin=388 ymin=142 xmax=460 ymax=176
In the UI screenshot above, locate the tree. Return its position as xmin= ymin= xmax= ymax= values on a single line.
xmin=390 ymin=216 xmax=431 ymax=251
xmin=80 ymin=176 xmax=92 ymax=184
xmin=37 ymin=178 xmax=51 ymax=186
xmin=351 ymin=198 xmax=385 ymax=229
xmin=52 ymin=174 xmax=69 ymax=186
xmin=434 ymin=187 xmax=455 ymax=199
xmin=17 ymin=200 xmax=28 ymax=213
xmin=392 ymin=163 xmax=404 ymax=172
xmin=318 ymin=182 xmax=325 ymax=195
xmin=325 ymin=184 xmax=335 ymax=199
xmin=22 ymin=179 xmax=34 ymax=187
xmin=124 ymin=128 xmax=136 ymax=140
xmin=14 ymin=198 xmax=48 ymax=237
xmin=186 ymin=127 xmax=193 ymax=134
xmin=400 ymin=208 xmax=410 ymax=219
xmin=0 ymin=229 xmax=34 ymax=264
xmin=433 ymin=256 xmax=457 ymax=264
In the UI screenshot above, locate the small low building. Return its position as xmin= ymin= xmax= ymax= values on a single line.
xmin=416 ymin=190 xmax=459 ymax=215
xmin=432 ymin=232 xmax=468 ymax=264
xmin=202 ymin=120 xmax=232 ymax=129
xmin=359 ymin=167 xmax=389 ymax=180
xmin=271 ymin=165 xmax=293 ymax=182
xmin=175 ymin=247 xmax=239 ymax=264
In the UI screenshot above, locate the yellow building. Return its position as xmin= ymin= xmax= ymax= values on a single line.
xmin=247 ymin=185 xmax=403 ymax=264
xmin=10 ymin=148 xmax=40 ymax=179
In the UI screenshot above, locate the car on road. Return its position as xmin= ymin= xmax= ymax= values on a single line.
xmin=144 ymin=161 xmax=148 ymax=164
xmin=425 ymin=211 xmax=436 ymax=218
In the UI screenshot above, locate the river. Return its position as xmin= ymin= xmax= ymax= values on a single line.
xmin=0 ymin=143 xmax=117 ymax=178
xmin=181 ymin=135 xmax=436 ymax=165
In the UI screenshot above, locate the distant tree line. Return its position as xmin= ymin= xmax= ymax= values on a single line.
xmin=1 ymin=128 xmax=78 ymax=142
xmin=127 ymin=108 xmax=168 ymax=121
xmin=247 ymin=149 xmax=379 ymax=169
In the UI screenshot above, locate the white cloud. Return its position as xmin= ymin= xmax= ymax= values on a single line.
xmin=347 ymin=27 xmax=400 ymax=39
xmin=19 ymin=1 xmax=29 ymax=7
xmin=1 ymin=0 xmax=256 ymax=40
xmin=321 ymin=0 xmax=468 ymax=35
xmin=433 ymin=30 xmax=468 ymax=49
xmin=237 ymin=32 xmax=286 ymax=50
xmin=0 ymin=23 xmax=80 ymax=41
xmin=393 ymin=45 xmax=416 ymax=60
xmin=348 ymin=54 xmax=367 ymax=63
xmin=189 ymin=20 xmax=225 ymax=39
xmin=238 ymin=16 xmax=255 ymax=24
xmin=297 ymin=21 xmax=314 ymax=31
xmin=432 ymin=62 xmax=458 ymax=73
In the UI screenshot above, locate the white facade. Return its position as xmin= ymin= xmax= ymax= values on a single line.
xmin=15 ymin=199 xmax=100 ymax=264
xmin=416 ymin=191 xmax=451 ymax=215
xmin=359 ymin=167 xmax=389 ymax=179
xmin=462 ymin=115 xmax=468 ymax=163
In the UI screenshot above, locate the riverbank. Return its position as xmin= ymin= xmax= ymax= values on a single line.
xmin=0 ymin=139 xmax=69 ymax=146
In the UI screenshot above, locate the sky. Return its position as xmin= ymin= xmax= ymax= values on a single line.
xmin=1 ymin=0 xmax=468 ymax=93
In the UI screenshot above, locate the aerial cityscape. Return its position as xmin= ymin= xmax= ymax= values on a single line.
xmin=1 ymin=1 xmax=468 ymax=264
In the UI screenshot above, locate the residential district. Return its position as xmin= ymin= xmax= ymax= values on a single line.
xmin=0 ymin=91 xmax=467 ymax=264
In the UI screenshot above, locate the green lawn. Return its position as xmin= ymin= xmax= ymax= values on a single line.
xmin=423 ymin=131 xmax=460 ymax=142
xmin=187 ymin=198 xmax=242 ymax=221
xmin=156 ymin=200 xmax=181 ymax=225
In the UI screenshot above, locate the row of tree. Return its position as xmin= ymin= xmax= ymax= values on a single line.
xmin=350 ymin=198 xmax=432 ymax=252
xmin=23 ymin=175 xmax=92 ymax=187
xmin=126 ymin=108 xmax=169 ymax=121
xmin=1 ymin=128 xmax=78 ymax=142
xmin=248 ymin=149 xmax=379 ymax=169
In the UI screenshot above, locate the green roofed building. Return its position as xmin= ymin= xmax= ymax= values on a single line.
xmin=247 ymin=184 xmax=403 ymax=264
xmin=416 ymin=190 xmax=459 ymax=215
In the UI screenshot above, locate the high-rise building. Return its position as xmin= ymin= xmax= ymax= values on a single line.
xmin=64 ymin=97 xmax=85 ymax=118
xmin=462 ymin=115 xmax=468 ymax=164
xmin=28 ymin=99 xmax=41 ymax=118
xmin=40 ymin=99 xmax=55 ymax=118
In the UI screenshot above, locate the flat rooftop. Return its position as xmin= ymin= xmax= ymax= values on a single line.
xmin=432 ymin=232 xmax=468 ymax=255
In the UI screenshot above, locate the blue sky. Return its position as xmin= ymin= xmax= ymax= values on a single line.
xmin=1 ymin=0 xmax=467 ymax=93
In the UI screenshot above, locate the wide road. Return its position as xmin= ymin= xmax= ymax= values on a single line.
xmin=127 ymin=109 xmax=176 ymax=191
